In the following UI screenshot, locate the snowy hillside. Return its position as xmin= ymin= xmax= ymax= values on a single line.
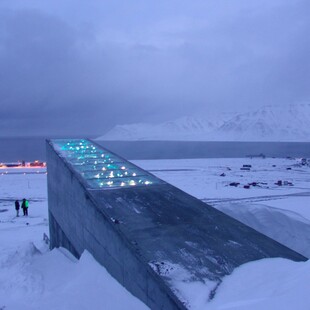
xmin=98 ymin=116 xmax=225 ymax=141
xmin=216 ymin=104 xmax=310 ymax=141
xmin=97 ymin=104 xmax=310 ymax=141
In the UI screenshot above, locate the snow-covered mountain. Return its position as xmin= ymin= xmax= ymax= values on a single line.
xmin=97 ymin=104 xmax=310 ymax=142
xmin=97 ymin=116 xmax=227 ymax=141
xmin=215 ymin=104 xmax=310 ymax=141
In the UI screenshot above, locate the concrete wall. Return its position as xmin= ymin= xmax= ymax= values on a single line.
xmin=46 ymin=142 xmax=185 ymax=310
xmin=47 ymin=139 xmax=307 ymax=309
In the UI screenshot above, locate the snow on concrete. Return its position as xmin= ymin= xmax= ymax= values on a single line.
xmin=0 ymin=157 xmax=309 ymax=309
xmin=216 ymin=203 xmax=310 ymax=258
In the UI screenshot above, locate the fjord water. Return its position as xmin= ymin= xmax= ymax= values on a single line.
xmin=1 ymin=137 xmax=310 ymax=162
xmin=99 ymin=141 xmax=310 ymax=160
xmin=0 ymin=136 xmax=95 ymax=162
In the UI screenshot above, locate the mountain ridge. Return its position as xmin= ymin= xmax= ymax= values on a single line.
xmin=97 ymin=104 xmax=310 ymax=142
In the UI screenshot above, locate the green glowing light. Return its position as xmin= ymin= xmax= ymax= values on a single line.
xmin=51 ymin=139 xmax=162 ymax=189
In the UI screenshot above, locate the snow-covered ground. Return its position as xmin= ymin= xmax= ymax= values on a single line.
xmin=0 ymin=158 xmax=309 ymax=309
xmin=0 ymin=168 xmax=148 ymax=310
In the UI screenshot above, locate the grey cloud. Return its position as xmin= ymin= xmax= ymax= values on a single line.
xmin=0 ymin=0 xmax=309 ymax=136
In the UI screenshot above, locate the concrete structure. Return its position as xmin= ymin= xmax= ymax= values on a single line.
xmin=47 ymin=139 xmax=306 ymax=309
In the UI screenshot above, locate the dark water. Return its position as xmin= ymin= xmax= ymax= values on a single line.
xmin=0 ymin=137 xmax=310 ymax=162
xmin=0 ymin=136 xmax=94 ymax=162
xmin=99 ymin=141 xmax=310 ymax=160
xmin=0 ymin=136 xmax=47 ymax=162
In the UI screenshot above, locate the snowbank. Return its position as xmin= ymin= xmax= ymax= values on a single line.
xmin=208 ymin=258 xmax=310 ymax=310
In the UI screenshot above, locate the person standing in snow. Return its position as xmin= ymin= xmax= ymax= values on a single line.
xmin=25 ymin=199 xmax=29 ymax=216
xmin=15 ymin=200 xmax=20 ymax=217
xmin=21 ymin=198 xmax=29 ymax=216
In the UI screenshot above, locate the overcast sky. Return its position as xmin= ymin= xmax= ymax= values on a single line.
xmin=0 ymin=0 xmax=309 ymax=136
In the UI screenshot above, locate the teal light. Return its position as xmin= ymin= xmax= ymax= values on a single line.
xmin=51 ymin=139 xmax=163 ymax=189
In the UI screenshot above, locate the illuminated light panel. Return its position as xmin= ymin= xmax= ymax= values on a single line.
xmin=51 ymin=139 xmax=163 ymax=189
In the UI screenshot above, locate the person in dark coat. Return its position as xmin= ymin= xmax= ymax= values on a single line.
xmin=21 ymin=198 xmax=29 ymax=216
xmin=15 ymin=200 xmax=20 ymax=217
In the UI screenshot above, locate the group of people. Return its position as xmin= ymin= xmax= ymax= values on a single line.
xmin=14 ymin=198 xmax=29 ymax=217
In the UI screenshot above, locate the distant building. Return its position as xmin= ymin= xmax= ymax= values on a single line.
xmin=2 ymin=162 xmax=22 ymax=168
xmin=247 ymin=153 xmax=266 ymax=159
xmin=29 ymin=160 xmax=45 ymax=167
